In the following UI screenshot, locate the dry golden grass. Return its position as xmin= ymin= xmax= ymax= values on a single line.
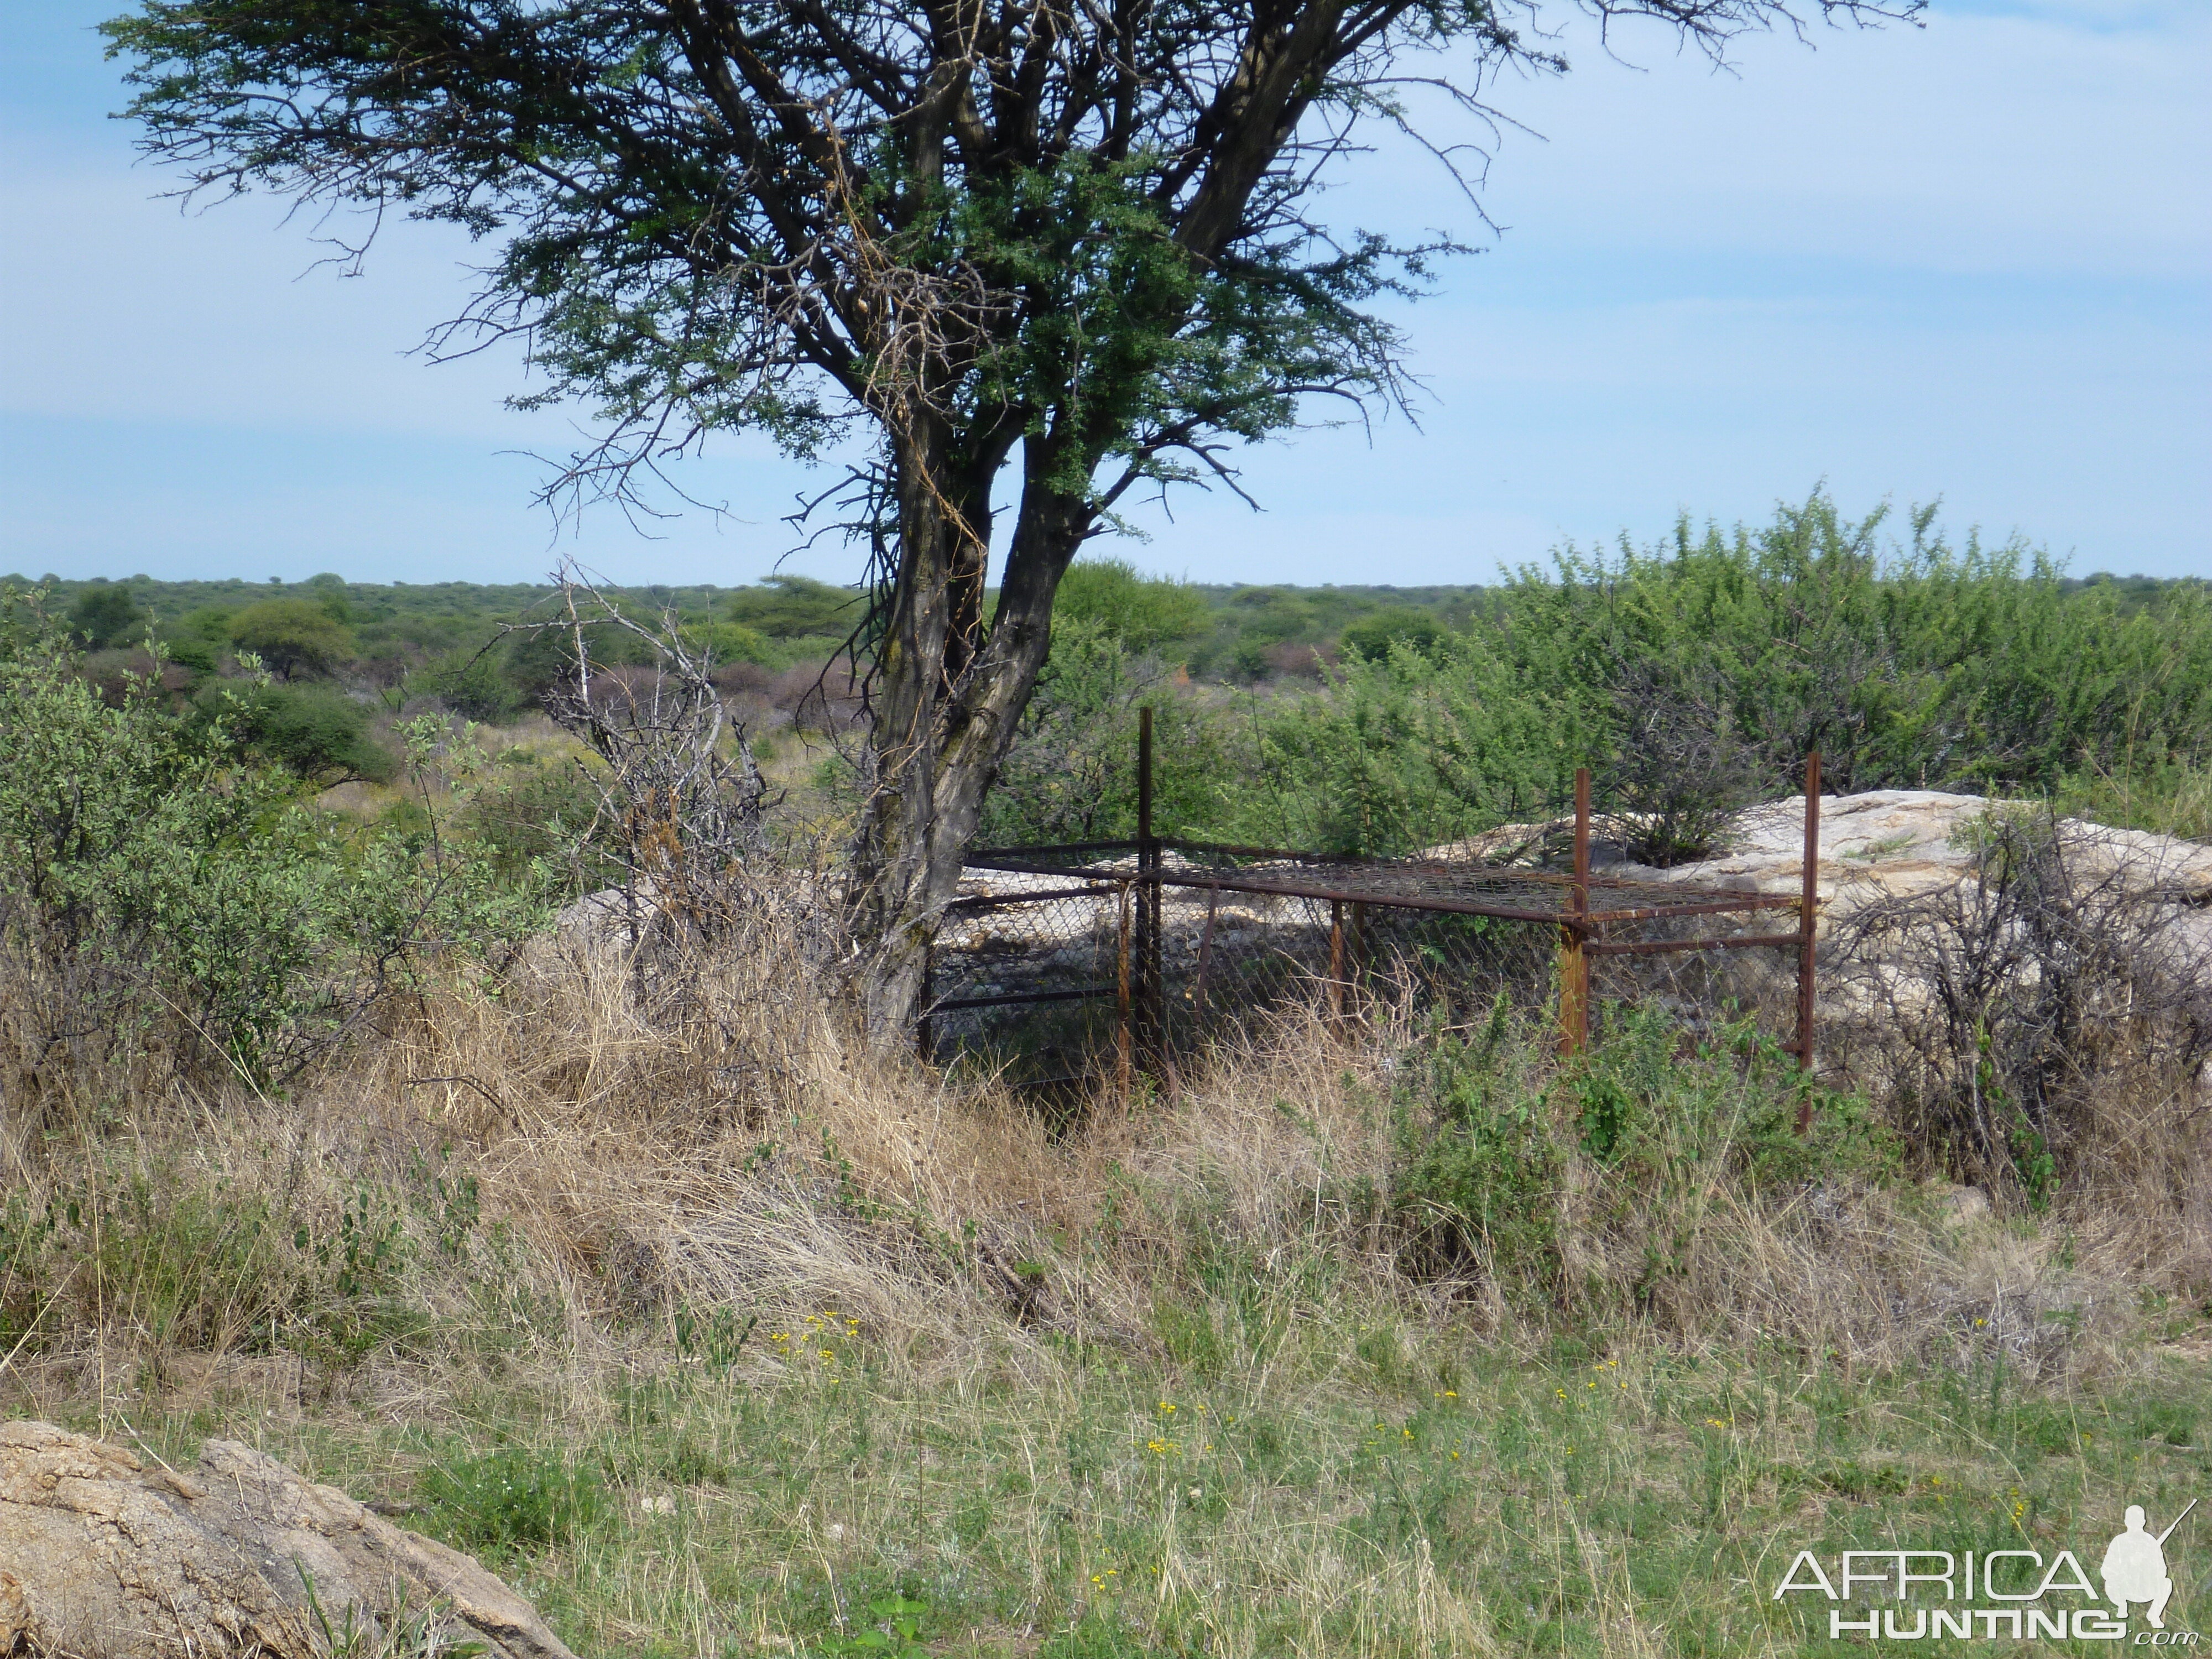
xmin=4 ymin=914 xmax=2210 ymax=1656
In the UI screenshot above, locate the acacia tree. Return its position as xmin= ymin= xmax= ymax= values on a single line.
xmin=106 ymin=0 xmax=1915 ymax=1032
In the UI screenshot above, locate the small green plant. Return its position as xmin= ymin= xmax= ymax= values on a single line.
xmin=419 ymin=1445 xmax=606 ymax=1554
xmin=1392 ymin=1061 xmax=1562 ymax=1293
xmin=300 ymin=1565 xmax=488 ymax=1659
xmin=673 ymin=1305 xmax=757 ymax=1369
xmin=807 ymin=1595 xmax=931 ymax=1657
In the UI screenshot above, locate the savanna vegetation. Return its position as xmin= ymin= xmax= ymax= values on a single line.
xmin=5 ymin=495 xmax=2210 ymax=1656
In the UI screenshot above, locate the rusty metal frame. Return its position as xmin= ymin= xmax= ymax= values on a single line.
xmin=930 ymin=721 xmax=1823 ymax=1117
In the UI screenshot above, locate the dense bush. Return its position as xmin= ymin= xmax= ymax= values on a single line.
xmin=1338 ymin=606 xmax=1444 ymax=661
xmin=1392 ymin=1003 xmax=1900 ymax=1313
xmin=0 ymin=601 xmax=544 ymax=1084
xmin=997 ymin=493 xmax=2212 ymax=858
xmin=978 ymin=618 xmax=1241 ymax=846
xmin=67 ymin=580 xmax=149 ymax=650
xmin=1501 ymin=494 xmax=2212 ymax=800
xmin=228 ymin=595 xmax=356 ymax=679
xmin=724 ymin=573 xmax=860 ymax=640
xmin=423 ymin=644 xmax=528 ymax=724
xmin=1051 ymin=557 xmax=1211 ymax=653
xmin=199 ymin=677 xmax=394 ymax=782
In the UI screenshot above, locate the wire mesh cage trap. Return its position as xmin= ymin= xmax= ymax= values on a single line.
xmin=924 ymin=711 xmax=1824 ymax=1112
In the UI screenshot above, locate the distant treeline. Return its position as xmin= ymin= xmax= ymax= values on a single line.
xmin=11 ymin=495 xmax=2209 ymax=856
xmin=7 ymin=566 xmax=1519 ymax=691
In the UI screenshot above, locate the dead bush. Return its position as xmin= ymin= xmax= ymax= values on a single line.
xmin=1829 ymin=806 xmax=2212 ymax=1228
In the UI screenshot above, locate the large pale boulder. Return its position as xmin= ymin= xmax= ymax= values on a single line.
xmin=0 ymin=1419 xmax=578 ymax=1659
xmin=1606 ymin=789 xmax=2212 ymax=922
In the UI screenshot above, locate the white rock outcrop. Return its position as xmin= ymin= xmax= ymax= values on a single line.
xmin=0 ymin=1420 xmax=578 ymax=1659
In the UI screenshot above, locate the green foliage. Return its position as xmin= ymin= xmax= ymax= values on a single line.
xmin=201 ymin=677 xmax=394 ymax=782
xmin=1391 ymin=1003 xmax=1898 ymax=1308
xmin=1052 ymin=559 xmax=1209 ymax=655
xmin=0 ymin=602 xmax=546 ymax=1083
xmin=686 ymin=619 xmax=773 ymax=666
xmin=456 ymin=748 xmax=622 ymax=896
xmin=1243 ymin=635 xmax=1592 ymax=855
xmin=726 ymin=576 xmax=860 ymax=641
xmin=420 ymin=1445 xmax=606 ymax=1554
xmin=0 ymin=1155 xmax=471 ymax=1375
xmin=1030 ymin=495 xmax=2212 ymax=860
xmin=1504 ymin=492 xmax=2212 ymax=800
xmin=978 ymin=619 xmax=1235 ymax=845
xmin=229 ymin=596 xmax=357 ymax=679
xmin=805 ymin=1596 xmax=931 ymax=1657
xmin=423 ymin=646 xmax=526 ymax=723
xmin=68 ymin=580 xmax=149 ymax=650
xmin=1338 ymin=607 xmax=1444 ymax=661
xmin=1391 ymin=1004 xmax=1565 ymax=1296
xmin=2058 ymin=758 xmax=2212 ymax=844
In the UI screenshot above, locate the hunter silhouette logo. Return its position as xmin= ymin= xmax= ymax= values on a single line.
xmin=1772 ymin=1497 xmax=2200 ymax=1642
xmin=2104 ymin=1501 xmax=2194 ymax=1630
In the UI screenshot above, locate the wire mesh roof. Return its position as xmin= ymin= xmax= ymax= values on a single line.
xmin=964 ymin=837 xmax=1802 ymax=926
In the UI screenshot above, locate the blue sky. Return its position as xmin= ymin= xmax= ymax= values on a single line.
xmin=2 ymin=0 xmax=2206 ymax=587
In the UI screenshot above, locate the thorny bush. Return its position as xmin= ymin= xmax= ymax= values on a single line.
xmin=0 ymin=592 xmax=544 ymax=1094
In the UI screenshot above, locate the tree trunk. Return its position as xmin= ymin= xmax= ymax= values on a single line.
xmin=846 ymin=430 xmax=1091 ymax=1039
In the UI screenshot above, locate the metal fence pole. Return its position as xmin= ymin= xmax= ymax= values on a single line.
xmin=1328 ymin=899 xmax=1346 ymax=1022
xmin=1117 ymin=880 xmax=1134 ymax=1093
xmin=1136 ymin=706 xmax=1163 ymax=1071
xmin=1796 ymin=748 xmax=1822 ymax=1129
xmin=1559 ymin=766 xmax=1592 ymax=1057
xmin=1351 ymin=900 xmax=1366 ymax=1022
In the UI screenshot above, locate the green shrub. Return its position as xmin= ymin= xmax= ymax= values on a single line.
xmin=228 ymin=596 xmax=356 ymax=679
xmin=1052 ymin=557 xmax=1210 ymax=654
xmin=1390 ymin=1003 xmax=1898 ymax=1312
xmin=1338 ymin=607 xmax=1444 ymax=661
xmin=1159 ymin=494 xmax=2212 ymax=858
xmin=725 ymin=574 xmax=861 ymax=640
xmin=422 ymin=646 xmax=525 ymax=724
xmin=1244 ymin=635 xmax=1592 ymax=854
xmin=1391 ymin=1008 xmax=1564 ymax=1296
xmin=199 ymin=677 xmax=394 ymax=782
xmin=979 ymin=618 xmax=1238 ymax=845
xmin=457 ymin=749 xmax=622 ymax=895
xmin=68 ymin=581 xmax=149 ymax=650
xmin=0 ymin=604 xmax=546 ymax=1084
xmin=685 ymin=618 xmax=772 ymax=666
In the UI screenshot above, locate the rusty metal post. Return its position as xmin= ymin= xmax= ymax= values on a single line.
xmin=1796 ymin=749 xmax=1822 ymax=1129
xmin=1351 ymin=900 xmax=1366 ymax=1022
xmin=1328 ymin=899 xmax=1346 ymax=1022
xmin=1138 ymin=705 xmax=1153 ymax=843
xmin=1135 ymin=707 xmax=1163 ymax=1070
xmin=1559 ymin=767 xmax=1592 ymax=1057
xmin=1117 ymin=880 xmax=1134 ymax=1092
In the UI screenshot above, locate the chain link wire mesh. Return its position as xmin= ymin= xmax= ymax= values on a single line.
xmin=926 ymin=834 xmax=1815 ymax=1089
xmin=926 ymin=749 xmax=1820 ymax=1090
xmin=923 ymin=872 xmax=1804 ymax=1091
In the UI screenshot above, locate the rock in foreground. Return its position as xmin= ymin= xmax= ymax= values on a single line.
xmin=0 ymin=1419 xmax=577 ymax=1659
